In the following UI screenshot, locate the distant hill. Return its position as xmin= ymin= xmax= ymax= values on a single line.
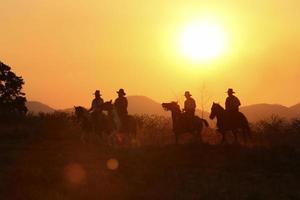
xmin=26 ymin=97 xmax=300 ymax=122
xmin=128 ymin=96 xmax=211 ymax=119
xmin=61 ymin=96 xmax=170 ymax=116
xmin=288 ymin=103 xmax=300 ymax=118
xmin=26 ymin=101 xmax=55 ymax=114
xmin=127 ymin=96 xmax=168 ymax=116
xmin=128 ymin=96 xmax=213 ymax=125
xmin=31 ymin=96 xmax=208 ymax=118
xmin=240 ymin=104 xmax=290 ymax=122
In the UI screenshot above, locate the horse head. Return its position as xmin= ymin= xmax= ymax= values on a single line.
xmin=209 ymin=102 xmax=224 ymax=120
xmin=101 ymin=101 xmax=114 ymax=112
xmin=74 ymin=106 xmax=88 ymax=119
xmin=162 ymin=101 xmax=181 ymax=113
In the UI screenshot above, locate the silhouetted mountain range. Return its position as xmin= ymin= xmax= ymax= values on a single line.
xmin=57 ymin=96 xmax=170 ymax=117
xmin=240 ymin=103 xmax=300 ymax=121
xmin=26 ymin=101 xmax=55 ymax=114
xmin=240 ymin=104 xmax=287 ymax=122
xmin=26 ymin=96 xmax=300 ymax=122
xmin=127 ymin=96 xmax=168 ymax=116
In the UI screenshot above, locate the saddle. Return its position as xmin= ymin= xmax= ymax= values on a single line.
xmin=182 ymin=113 xmax=198 ymax=131
xmin=224 ymin=111 xmax=245 ymax=129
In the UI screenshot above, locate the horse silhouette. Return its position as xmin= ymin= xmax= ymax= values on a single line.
xmin=209 ymin=102 xmax=251 ymax=144
xmin=100 ymin=101 xmax=138 ymax=146
xmin=74 ymin=104 xmax=113 ymax=143
xmin=162 ymin=102 xmax=209 ymax=144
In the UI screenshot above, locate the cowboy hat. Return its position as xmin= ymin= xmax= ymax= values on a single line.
xmin=226 ymin=88 xmax=235 ymax=94
xmin=93 ymin=90 xmax=101 ymax=96
xmin=117 ymin=88 xmax=126 ymax=96
xmin=184 ymin=91 xmax=192 ymax=97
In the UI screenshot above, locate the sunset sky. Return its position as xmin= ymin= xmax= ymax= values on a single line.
xmin=1 ymin=0 xmax=300 ymax=110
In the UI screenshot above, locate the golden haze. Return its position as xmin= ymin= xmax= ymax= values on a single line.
xmin=1 ymin=0 xmax=300 ymax=109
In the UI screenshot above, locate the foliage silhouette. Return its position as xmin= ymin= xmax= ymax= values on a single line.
xmin=0 ymin=61 xmax=27 ymax=117
xmin=2 ymin=113 xmax=300 ymax=199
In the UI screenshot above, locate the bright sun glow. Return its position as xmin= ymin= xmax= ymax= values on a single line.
xmin=179 ymin=20 xmax=227 ymax=61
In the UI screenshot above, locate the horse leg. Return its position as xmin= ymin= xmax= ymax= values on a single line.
xmin=233 ymin=130 xmax=238 ymax=144
xmin=82 ymin=123 xmax=92 ymax=144
xmin=197 ymin=121 xmax=204 ymax=144
xmin=174 ymin=132 xmax=178 ymax=144
xmin=80 ymin=131 xmax=85 ymax=143
xmin=107 ymin=130 xmax=116 ymax=147
xmin=243 ymin=128 xmax=251 ymax=145
xmin=220 ymin=131 xmax=226 ymax=144
xmin=94 ymin=126 xmax=102 ymax=144
xmin=86 ymin=130 xmax=91 ymax=143
xmin=103 ymin=130 xmax=110 ymax=146
xmin=198 ymin=130 xmax=203 ymax=143
xmin=88 ymin=125 xmax=95 ymax=143
xmin=194 ymin=129 xmax=203 ymax=144
xmin=242 ymin=129 xmax=247 ymax=145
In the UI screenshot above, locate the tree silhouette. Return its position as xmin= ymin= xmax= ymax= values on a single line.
xmin=0 ymin=61 xmax=27 ymax=116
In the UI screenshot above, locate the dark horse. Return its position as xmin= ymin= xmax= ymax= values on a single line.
xmin=100 ymin=100 xmax=138 ymax=146
xmin=74 ymin=103 xmax=114 ymax=143
xmin=209 ymin=103 xmax=251 ymax=144
xmin=162 ymin=102 xmax=209 ymax=144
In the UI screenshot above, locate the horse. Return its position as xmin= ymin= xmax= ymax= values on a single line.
xmin=100 ymin=101 xmax=138 ymax=147
xmin=209 ymin=102 xmax=251 ymax=144
xmin=74 ymin=104 xmax=112 ymax=143
xmin=161 ymin=102 xmax=209 ymax=144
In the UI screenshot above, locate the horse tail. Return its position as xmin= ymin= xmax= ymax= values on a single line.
xmin=240 ymin=113 xmax=251 ymax=131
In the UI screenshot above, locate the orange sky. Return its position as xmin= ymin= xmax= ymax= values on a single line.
xmin=1 ymin=0 xmax=300 ymax=110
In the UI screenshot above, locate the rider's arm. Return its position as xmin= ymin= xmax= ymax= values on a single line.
xmin=100 ymin=98 xmax=104 ymax=104
xmin=89 ymin=100 xmax=94 ymax=112
xmin=192 ymin=99 xmax=196 ymax=109
xmin=225 ymin=97 xmax=230 ymax=110
xmin=183 ymin=100 xmax=187 ymax=111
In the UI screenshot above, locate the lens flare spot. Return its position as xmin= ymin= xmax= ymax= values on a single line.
xmin=64 ymin=163 xmax=86 ymax=185
xmin=106 ymin=158 xmax=119 ymax=170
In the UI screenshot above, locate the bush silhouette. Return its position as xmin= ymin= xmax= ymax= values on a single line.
xmin=0 ymin=61 xmax=27 ymax=117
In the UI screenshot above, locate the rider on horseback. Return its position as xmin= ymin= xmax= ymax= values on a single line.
xmin=183 ymin=91 xmax=196 ymax=116
xmin=89 ymin=90 xmax=104 ymax=113
xmin=208 ymin=89 xmax=250 ymax=144
xmin=89 ymin=90 xmax=105 ymax=134
xmin=114 ymin=88 xmax=128 ymax=131
xmin=183 ymin=91 xmax=196 ymax=130
xmin=225 ymin=88 xmax=241 ymax=112
xmin=225 ymin=88 xmax=241 ymax=122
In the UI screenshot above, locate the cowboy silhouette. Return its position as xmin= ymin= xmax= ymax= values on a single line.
xmin=89 ymin=90 xmax=104 ymax=113
xmin=114 ymin=88 xmax=128 ymax=130
xmin=225 ymin=88 xmax=241 ymax=125
xmin=89 ymin=90 xmax=105 ymax=134
xmin=183 ymin=91 xmax=196 ymax=116
xmin=182 ymin=91 xmax=196 ymax=130
xmin=225 ymin=88 xmax=241 ymax=113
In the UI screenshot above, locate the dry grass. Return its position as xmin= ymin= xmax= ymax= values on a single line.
xmin=0 ymin=113 xmax=300 ymax=199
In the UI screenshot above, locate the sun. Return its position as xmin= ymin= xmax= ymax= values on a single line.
xmin=179 ymin=20 xmax=227 ymax=61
